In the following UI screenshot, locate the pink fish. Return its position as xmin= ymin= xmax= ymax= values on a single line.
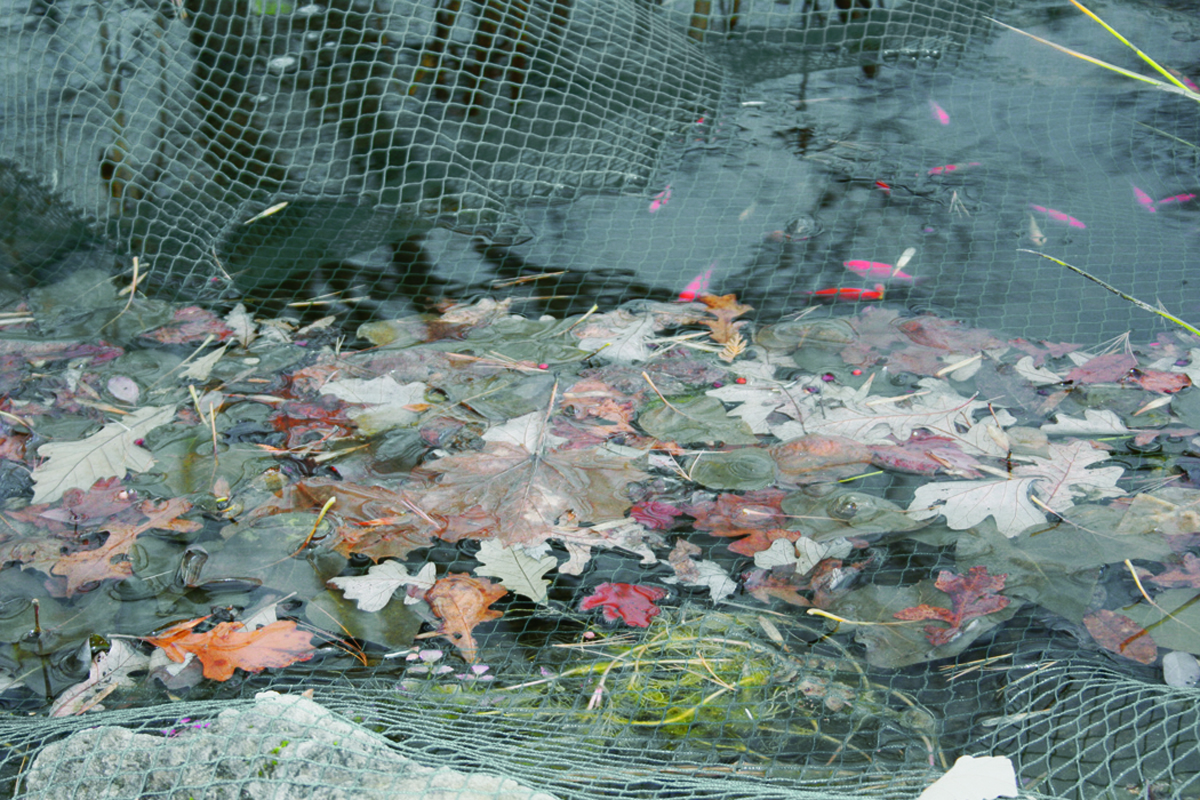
xmin=929 ymin=100 xmax=950 ymax=125
xmin=1133 ymin=186 xmax=1156 ymax=212
xmin=1167 ymin=68 xmax=1200 ymax=93
xmin=806 ymin=283 xmax=886 ymax=302
xmin=927 ymin=161 xmax=981 ymax=175
xmin=677 ymin=266 xmax=713 ymax=302
xmin=649 ymin=185 xmax=672 ymax=213
xmin=1156 ymin=192 xmax=1197 ymax=207
xmin=1029 ymin=204 xmax=1086 ymax=229
xmin=843 ymin=260 xmax=916 ymax=284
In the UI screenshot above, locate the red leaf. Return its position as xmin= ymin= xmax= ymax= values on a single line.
xmin=580 ymin=582 xmax=667 ymax=627
xmin=1082 ymin=610 xmax=1157 ymax=665
xmin=143 ymin=618 xmax=315 ymax=681
xmin=893 ymin=566 xmax=1010 ymax=646
xmin=142 ymin=306 xmax=234 ymax=345
xmin=1065 ymin=353 xmax=1137 ymax=384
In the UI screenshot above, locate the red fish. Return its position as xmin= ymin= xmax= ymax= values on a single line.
xmin=1156 ymin=192 xmax=1196 ymax=207
xmin=843 ymin=260 xmax=916 ymax=284
xmin=1029 ymin=204 xmax=1086 ymax=229
xmin=1133 ymin=186 xmax=1156 ymax=212
xmin=927 ymin=161 xmax=981 ymax=175
xmin=929 ymin=100 xmax=950 ymax=125
xmin=677 ymin=266 xmax=713 ymax=302
xmin=806 ymin=283 xmax=886 ymax=302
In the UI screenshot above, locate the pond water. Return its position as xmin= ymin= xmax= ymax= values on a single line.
xmin=424 ymin=0 xmax=1200 ymax=346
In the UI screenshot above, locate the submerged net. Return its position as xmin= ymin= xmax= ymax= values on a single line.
xmin=3 ymin=0 xmax=1200 ymax=798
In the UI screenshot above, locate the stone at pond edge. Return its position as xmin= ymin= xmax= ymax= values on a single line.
xmin=1163 ymin=651 xmax=1200 ymax=688
xmin=21 ymin=691 xmax=560 ymax=800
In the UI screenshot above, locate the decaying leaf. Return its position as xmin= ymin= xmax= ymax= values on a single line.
xmin=31 ymin=405 xmax=176 ymax=504
xmin=893 ymin=567 xmax=1011 ymax=646
xmin=425 ymin=573 xmax=507 ymax=663
xmin=1082 ymin=609 xmax=1157 ymax=665
xmin=49 ymin=640 xmax=149 ymax=717
xmin=142 ymin=617 xmax=316 ymax=681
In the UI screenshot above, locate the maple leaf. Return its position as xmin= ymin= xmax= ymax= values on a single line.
xmin=425 ymin=573 xmax=507 ymax=663
xmin=31 ymin=405 xmax=176 ymax=505
xmin=892 ymin=567 xmax=1010 ymax=646
xmin=580 ymin=582 xmax=668 ymax=627
xmin=908 ymin=477 xmax=1043 ymax=538
xmin=142 ymin=618 xmax=316 ymax=681
xmin=51 ymin=497 xmax=200 ymax=595
xmin=327 ymin=560 xmax=434 ymax=612
xmin=909 ymin=441 xmax=1124 ymax=537
xmin=416 ymin=441 xmax=646 ymax=545
xmin=1065 ymin=352 xmax=1137 ymax=384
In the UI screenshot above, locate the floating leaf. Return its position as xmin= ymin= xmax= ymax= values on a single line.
xmin=639 ymin=395 xmax=758 ymax=446
xmin=327 ymin=560 xmax=433 ymax=612
xmin=473 ymin=540 xmax=558 ymax=604
xmin=31 ymin=405 xmax=176 ymax=505
xmin=689 ymin=448 xmax=776 ymax=490
xmin=893 ymin=567 xmax=1011 ymax=646
xmin=580 ymin=582 xmax=667 ymax=627
xmin=142 ymin=618 xmax=316 ymax=681
xmin=425 ymin=573 xmax=507 ymax=664
xmin=1082 ymin=609 xmax=1157 ymax=664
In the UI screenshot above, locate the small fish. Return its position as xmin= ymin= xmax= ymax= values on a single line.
xmin=1156 ymin=192 xmax=1197 ymax=207
xmin=874 ymin=180 xmax=892 ymax=196
xmin=677 ymin=266 xmax=713 ymax=302
xmin=806 ymin=283 xmax=886 ymax=302
xmin=843 ymin=260 xmax=916 ymax=284
xmin=649 ymin=185 xmax=672 ymax=213
xmin=1029 ymin=204 xmax=1086 ymax=229
xmin=929 ymin=100 xmax=950 ymax=125
xmin=1167 ymin=68 xmax=1200 ymax=93
xmin=1133 ymin=186 xmax=1157 ymax=212
xmin=927 ymin=161 xmax=980 ymax=175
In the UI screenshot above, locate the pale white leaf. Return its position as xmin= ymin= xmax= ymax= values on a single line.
xmin=754 ymin=538 xmax=799 ymax=569
xmin=482 ymin=411 xmax=568 ymax=452
xmin=793 ymin=536 xmax=828 ymax=574
xmin=1015 ymin=440 xmax=1124 ymax=512
xmin=771 ymin=377 xmax=989 ymax=445
xmin=328 ymin=560 xmax=426 ymax=612
xmin=577 ymin=312 xmax=658 ymax=363
xmin=49 ymin=640 xmax=150 ymax=717
xmin=918 ymin=755 xmax=1019 ymax=800
xmin=663 ymin=559 xmax=737 ymax=602
xmin=181 ymin=344 xmax=228 ymax=381
xmin=1013 ymin=356 xmax=1063 ymax=386
xmin=321 ymin=376 xmax=428 ymax=435
xmin=31 ymin=405 xmax=176 ymax=505
xmin=474 ymin=540 xmax=558 ymax=604
xmin=225 ymin=303 xmax=257 ymax=348
xmin=106 ymin=376 xmax=140 ymax=404
xmin=1040 ymin=409 xmax=1129 ymax=436
xmin=707 ymin=383 xmax=798 ymax=434
xmin=909 ymin=477 xmax=1044 ymax=538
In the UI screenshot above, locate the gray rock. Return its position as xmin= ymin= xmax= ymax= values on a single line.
xmin=19 ymin=691 xmax=559 ymax=800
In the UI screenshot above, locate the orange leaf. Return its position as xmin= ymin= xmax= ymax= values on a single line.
xmin=425 ymin=573 xmax=506 ymax=664
xmin=143 ymin=618 xmax=316 ymax=681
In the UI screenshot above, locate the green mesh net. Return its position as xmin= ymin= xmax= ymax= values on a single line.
xmin=3 ymin=0 xmax=1200 ymax=798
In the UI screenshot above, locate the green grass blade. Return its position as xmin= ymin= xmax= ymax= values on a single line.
xmin=1067 ymin=0 xmax=1195 ymax=94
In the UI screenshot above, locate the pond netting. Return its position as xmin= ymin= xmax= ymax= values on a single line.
xmin=3 ymin=0 xmax=1200 ymax=798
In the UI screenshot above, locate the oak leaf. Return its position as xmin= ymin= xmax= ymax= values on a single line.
xmin=892 ymin=567 xmax=1010 ymax=646
xmin=580 ymin=582 xmax=667 ymax=627
xmin=31 ymin=405 xmax=176 ymax=505
xmin=327 ymin=560 xmax=434 ymax=612
xmin=425 ymin=573 xmax=507 ymax=663
xmin=473 ymin=540 xmax=558 ymax=604
xmin=142 ymin=618 xmax=316 ymax=681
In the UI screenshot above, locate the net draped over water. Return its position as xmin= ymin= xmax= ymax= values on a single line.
xmin=2 ymin=0 xmax=1200 ymax=798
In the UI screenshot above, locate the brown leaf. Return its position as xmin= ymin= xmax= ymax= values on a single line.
xmin=51 ymin=498 xmax=200 ymax=596
xmin=1125 ymin=368 xmax=1191 ymax=394
xmin=1150 ymin=553 xmax=1200 ymax=589
xmin=1065 ymin=352 xmax=1137 ymax=384
xmin=143 ymin=618 xmax=316 ymax=681
xmin=416 ymin=441 xmax=646 ymax=545
xmin=425 ymin=573 xmax=507 ymax=663
xmin=1082 ymin=610 xmax=1157 ymax=665
xmin=770 ymin=435 xmax=873 ymax=484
